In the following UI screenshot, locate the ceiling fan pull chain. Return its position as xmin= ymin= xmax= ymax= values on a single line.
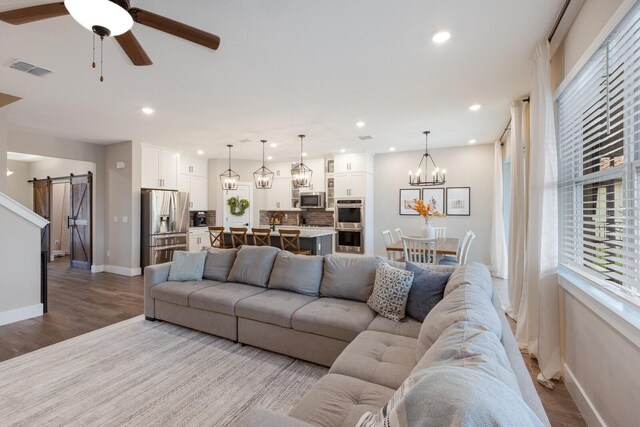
xmin=92 ymin=33 xmax=96 ymax=69
xmin=100 ymin=36 xmax=104 ymax=82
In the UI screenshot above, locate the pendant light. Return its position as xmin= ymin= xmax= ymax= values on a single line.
xmin=220 ymin=144 xmax=240 ymax=190
xmin=253 ymin=140 xmax=274 ymax=189
xmin=408 ymin=131 xmax=446 ymax=186
xmin=291 ymin=134 xmax=313 ymax=188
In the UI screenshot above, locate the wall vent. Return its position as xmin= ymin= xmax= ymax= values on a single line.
xmin=358 ymin=135 xmax=373 ymax=140
xmin=237 ymin=138 xmax=251 ymax=143
xmin=9 ymin=60 xmax=53 ymax=78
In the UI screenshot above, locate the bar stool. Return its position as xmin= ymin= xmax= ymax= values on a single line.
xmin=208 ymin=226 xmax=231 ymax=248
xmin=230 ymin=227 xmax=248 ymax=248
xmin=251 ymin=228 xmax=272 ymax=246
xmin=279 ymin=229 xmax=311 ymax=255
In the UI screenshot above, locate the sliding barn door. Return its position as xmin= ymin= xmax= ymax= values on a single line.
xmin=69 ymin=174 xmax=92 ymax=269
xmin=32 ymin=178 xmax=52 ymax=258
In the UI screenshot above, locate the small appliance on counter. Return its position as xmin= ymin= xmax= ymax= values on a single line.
xmin=192 ymin=211 xmax=208 ymax=227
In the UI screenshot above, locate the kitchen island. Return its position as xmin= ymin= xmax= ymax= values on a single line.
xmin=222 ymin=228 xmax=335 ymax=255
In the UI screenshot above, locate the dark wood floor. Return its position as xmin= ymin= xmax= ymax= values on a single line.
xmin=0 ymin=256 xmax=143 ymax=362
xmin=0 ymin=258 xmax=585 ymax=426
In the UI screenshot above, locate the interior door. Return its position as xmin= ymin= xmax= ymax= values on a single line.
xmin=223 ymin=183 xmax=252 ymax=228
xmin=32 ymin=178 xmax=52 ymax=258
xmin=69 ymin=174 xmax=92 ymax=269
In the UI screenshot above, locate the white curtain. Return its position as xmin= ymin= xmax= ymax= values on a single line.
xmin=490 ymin=141 xmax=508 ymax=279
xmin=507 ymin=101 xmax=527 ymax=320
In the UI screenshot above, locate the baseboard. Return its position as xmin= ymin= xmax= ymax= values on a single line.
xmin=563 ymin=362 xmax=606 ymax=427
xmin=104 ymin=265 xmax=142 ymax=277
xmin=91 ymin=265 xmax=105 ymax=273
xmin=0 ymin=303 xmax=43 ymax=326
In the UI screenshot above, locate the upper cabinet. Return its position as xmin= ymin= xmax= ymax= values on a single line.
xmin=269 ymin=162 xmax=292 ymax=179
xmin=141 ymin=144 xmax=179 ymax=190
xmin=178 ymin=154 xmax=209 ymax=210
xmin=305 ymin=158 xmax=326 ymax=192
xmin=333 ymin=153 xmax=372 ymax=174
xmin=180 ymin=155 xmax=208 ymax=177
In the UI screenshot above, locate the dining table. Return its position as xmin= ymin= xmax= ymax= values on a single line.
xmin=385 ymin=237 xmax=459 ymax=256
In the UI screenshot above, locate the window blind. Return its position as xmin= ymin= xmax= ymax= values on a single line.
xmin=557 ymin=2 xmax=640 ymax=305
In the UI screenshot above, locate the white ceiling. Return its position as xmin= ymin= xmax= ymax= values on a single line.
xmin=0 ymin=0 xmax=562 ymax=161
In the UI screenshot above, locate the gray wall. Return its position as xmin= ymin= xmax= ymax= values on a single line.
xmin=373 ymin=143 xmax=494 ymax=264
xmin=0 ymin=110 xmax=7 ymax=193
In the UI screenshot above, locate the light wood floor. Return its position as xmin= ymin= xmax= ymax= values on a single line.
xmin=0 ymin=258 xmax=586 ymax=426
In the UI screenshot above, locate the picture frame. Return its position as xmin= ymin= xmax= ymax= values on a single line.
xmin=421 ymin=188 xmax=445 ymax=215
xmin=446 ymin=187 xmax=471 ymax=216
xmin=399 ymin=189 xmax=421 ymax=215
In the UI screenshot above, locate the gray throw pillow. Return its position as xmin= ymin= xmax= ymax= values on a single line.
xmin=320 ymin=255 xmax=383 ymax=302
xmin=227 ymin=245 xmax=280 ymax=287
xmin=404 ymin=262 xmax=451 ymax=322
xmin=366 ymin=263 xmax=414 ymax=322
xmin=268 ymin=251 xmax=324 ymax=296
xmin=203 ymin=247 xmax=237 ymax=282
xmin=168 ymin=251 xmax=207 ymax=282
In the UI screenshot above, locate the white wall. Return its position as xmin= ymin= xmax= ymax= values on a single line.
xmin=373 ymin=143 xmax=494 ymax=264
xmin=0 ymin=110 xmax=7 ymax=193
xmin=5 ymin=159 xmax=31 ymax=208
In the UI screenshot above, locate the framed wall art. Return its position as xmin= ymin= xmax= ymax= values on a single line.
xmin=421 ymin=188 xmax=445 ymax=215
xmin=446 ymin=187 xmax=470 ymax=216
xmin=399 ymin=188 xmax=421 ymax=215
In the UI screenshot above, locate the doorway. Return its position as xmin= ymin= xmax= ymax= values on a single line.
xmin=223 ymin=182 xmax=253 ymax=228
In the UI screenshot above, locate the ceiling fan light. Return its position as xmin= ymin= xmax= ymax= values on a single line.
xmin=65 ymin=0 xmax=133 ymax=36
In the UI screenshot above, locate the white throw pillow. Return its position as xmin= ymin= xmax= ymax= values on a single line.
xmin=366 ymin=262 xmax=414 ymax=322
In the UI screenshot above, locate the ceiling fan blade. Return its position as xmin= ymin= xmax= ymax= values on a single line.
xmin=0 ymin=2 xmax=68 ymax=25
xmin=129 ymin=8 xmax=220 ymax=50
xmin=115 ymin=31 xmax=153 ymax=66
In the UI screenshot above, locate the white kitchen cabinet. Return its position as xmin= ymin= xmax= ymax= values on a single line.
xmin=268 ymin=178 xmax=291 ymax=210
xmin=179 ymin=174 xmax=208 ymax=211
xmin=189 ymin=228 xmax=211 ymax=252
xmin=141 ymin=144 xmax=179 ymax=190
xmin=181 ymin=155 xmax=208 ymax=177
xmin=333 ymin=153 xmax=371 ymax=174
xmin=334 ymin=172 xmax=367 ymax=198
xmin=269 ymin=162 xmax=292 ymax=179
xmin=306 ymin=158 xmax=326 ymax=192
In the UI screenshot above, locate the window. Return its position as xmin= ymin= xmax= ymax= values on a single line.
xmin=557 ymin=3 xmax=640 ymax=306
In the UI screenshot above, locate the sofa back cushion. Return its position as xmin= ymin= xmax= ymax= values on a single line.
xmin=444 ymin=262 xmax=493 ymax=297
xmin=404 ymin=262 xmax=452 ymax=322
xmin=167 ymin=251 xmax=207 ymax=282
xmin=268 ymin=251 xmax=324 ymax=296
xmin=203 ymin=248 xmax=237 ymax=282
xmin=416 ymin=283 xmax=502 ymax=360
xmin=413 ymin=321 xmax=520 ymax=395
xmin=227 ymin=246 xmax=280 ymax=287
xmin=320 ymin=255 xmax=383 ymax=302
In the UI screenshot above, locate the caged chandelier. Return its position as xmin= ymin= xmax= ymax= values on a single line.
xmin=408 ymin=131 xmax=446 ymax=186
xmin=253 ymin=140 xmax=274 ymax=189
xmin=219 ymin=144 xmax=240 ymax=190
xmin=291 ymin=134 xmax=313 ymax=188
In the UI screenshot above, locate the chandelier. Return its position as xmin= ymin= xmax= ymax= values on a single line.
xmin=291 ymin=134 xmax=312 ymax=188
xmin=253 ymin=140 xmax=274 ymax=189
xmin=219 ymin=144 xmax=240 ymax=190
xmin=408 ymin=131 xmax=446 ymax=186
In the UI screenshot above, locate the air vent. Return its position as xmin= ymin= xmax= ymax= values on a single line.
xmin=358 ymin=135 xmax=373 ymax=140
xmin=238 ymin=138 xmax=251 ymax=143
xmin=9 ymin=60 xmax=53 ymax=78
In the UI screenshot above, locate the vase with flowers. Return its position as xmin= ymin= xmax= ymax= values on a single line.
xmin=407 ymin=198 xmax=446 ymax=239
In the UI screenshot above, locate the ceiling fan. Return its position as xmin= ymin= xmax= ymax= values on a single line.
xmin=0 ymin=0 xmax=220 ymax=78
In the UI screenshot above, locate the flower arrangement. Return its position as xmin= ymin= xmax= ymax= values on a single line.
xmin=407 ymin=198 xmax=445 ymax=219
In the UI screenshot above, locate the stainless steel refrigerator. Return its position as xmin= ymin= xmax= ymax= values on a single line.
xmin=141 ymin=189 xmax=189 ymax=269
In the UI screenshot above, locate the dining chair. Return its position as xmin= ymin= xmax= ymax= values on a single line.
xmin=433 ymin=227 xmax=446 ymax=238
xmin=438 ymin=230 xmax=475 ymax=266
xmin=393 ymin=227 xmax=404 ymax=243
xmin=251 ymin=228 xmax=272 ymax=246
xmin=279 ymin=229 xmax=311 ymax=255
xmin=381 ymin=229 xmax=401 ymax=260
xmin=401 ymin=236 xmax=437 ymax=266
xmin=230 ymin=227 xmax=249 ymax=248
xmin=208 ymin=226 xmax=231 ymax=248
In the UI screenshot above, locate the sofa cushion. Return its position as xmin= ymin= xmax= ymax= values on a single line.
xmin=203 ymin=247 xmax=237 ymax=282
xmin=227 ymin=246 xmax=280 ymax=287
xmin=167 ymin=251 xmax=207 ymax=282
xmin=414 ymin=321 xmax=521 ymax=395
xmin=367 ymin=315 xmax=422 ymax=339
xmin=292 ymin=298 xmax=376 ymax=342
xmin=150 ymin=280 xmax=221 ymax=307
xmin=188 ymin=282 xmax=267 ymax=316
xmin=366 ymin=263 xmax=414 ymax=322
xmin=268 ymin=251 xmax=324 ymax=296
xmin=330 ymin=331 xmax=417 ymax=390
xmin=444 ymin=261 xmax=493 ymax=297
xmin=289 ymin=373 xmax=394 ymax=427
xmin=356 ymin=366 xmax=544 ymax=427
xmin=320 ymin=255 xmax=383 ymax=302
xmin=235 ymin=290 xmax=318 ymax=328
xmin=404 ymin=262 xmax=451 ymax=321
xmin=416 ymin=283 xmax=502 ymax=360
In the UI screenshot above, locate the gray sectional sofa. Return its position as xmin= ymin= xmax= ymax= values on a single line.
xmin=144 ymin=246 xmax=550 ymax=426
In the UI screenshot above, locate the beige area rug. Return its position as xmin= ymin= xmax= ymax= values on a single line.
xmin=0 ymin=316 xmax=328 ymax=426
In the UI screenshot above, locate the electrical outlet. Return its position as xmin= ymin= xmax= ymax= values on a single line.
xmin=107 ymin=250 xmax=110 ymax=257
xmin=114 ymin=216 xmax=118 ymax=223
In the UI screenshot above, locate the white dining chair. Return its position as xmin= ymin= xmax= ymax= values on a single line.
xmin=439 ymin=230 xmax=475 ymax=266
xmin=393 ymin=227 xmax=404 ymax=243
xmin=402 ymin=236 xmax=437 ymax=266
xmin=433 ymin=227 xmax=446 ymax=238
xmin=381 ymin=229 xmax=401 ymax=260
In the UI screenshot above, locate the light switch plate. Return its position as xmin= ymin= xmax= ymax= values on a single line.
xmin=114 ymin=216 xmax=118 ymax=223
xmin=116 ymin=161 xmax=125 ymax=169
xmin=122 ymin=216 xmax=128 ymax=223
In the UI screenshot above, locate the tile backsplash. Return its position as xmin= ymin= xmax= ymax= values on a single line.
xmin=260 ymin=210 xmax=334 ymax=227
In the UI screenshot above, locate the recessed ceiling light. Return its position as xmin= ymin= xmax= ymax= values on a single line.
xmin=469 ymin=139 xmax=477 ymax=144
xmin=356 ymin=121 xmax=366 ymax=128
xmin=197 ymin=150 xmax=204 ymax=155
xmin=389 ymin=147 xmax=396 ymax=152
xmin=270 ymin=143 xmax=277 ymax=148
xmin=469 ymin=104 xmax=481 ymax=111
xmin=340 ymin=149 xmax=346 ymax=153
xmin=302 ymin=152 xmax=308 ymax=157
xmin=141 ymin=107 xmax=155 ymax=115
xmin=267 ymin=155 xmax=273 ymax=160
xmin=432 ymin=31 xmax=451 ymax=44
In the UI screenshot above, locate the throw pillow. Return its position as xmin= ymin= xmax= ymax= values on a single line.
xmin=404 ymin=262 xmax=451 ymax=322
xmin=366 ymin=262 xmax=414 ymax=322
xmin=168 ymin=251 xmax=207 ymax=282
xmin=202 ymin=247 xmax=237 ymax=282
